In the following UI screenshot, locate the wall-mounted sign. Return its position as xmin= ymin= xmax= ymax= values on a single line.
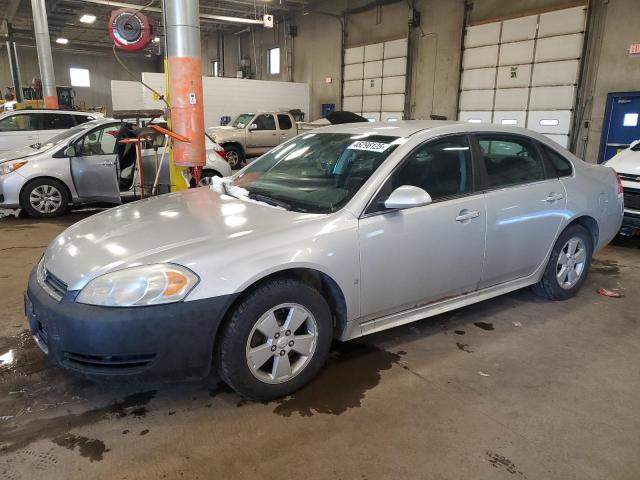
xmin=510 ymin=66 xmax=518 ymax=78
xmin=630 ymin=43 xmax=640 ymax=55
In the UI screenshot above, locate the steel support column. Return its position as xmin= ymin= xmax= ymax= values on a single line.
xmin=165 ymin=0 xmax=206 ymax=167
xmin=5 ymin=22 xmax=23 ymax=103
xmin=31 ymin=0 xmax=58 ymax=108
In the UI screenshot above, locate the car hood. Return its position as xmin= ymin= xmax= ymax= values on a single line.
xmin=606 ymin=148 xmax=640 ymax=175
xmin=42 ymin=188 xmax=322 ymax=290
xmin=206 ymin=126 xmax=244 ymax=141
xmin=0 ymin=145 xmax=47 ymax=163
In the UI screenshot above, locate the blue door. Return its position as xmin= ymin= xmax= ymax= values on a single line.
xmin=600 ymin=92 xmax=640 ymax=162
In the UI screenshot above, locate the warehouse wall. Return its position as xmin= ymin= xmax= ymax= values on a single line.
xmin=581 ymin=0 xmax=640 ymax=163
xmin=0 ymin=46 xmax=160 ymax=113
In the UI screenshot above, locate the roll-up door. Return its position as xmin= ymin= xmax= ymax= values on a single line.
xmin=343 ymin=38 xmax=407 ymax=122
xmin=458 ymin=5 xmax=587 ymax=149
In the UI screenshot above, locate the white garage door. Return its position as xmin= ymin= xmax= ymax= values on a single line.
xmin=343 ymin=38 xmax=407 ymax=122
xmin=458 ymin=6 xmax=587 ymax=149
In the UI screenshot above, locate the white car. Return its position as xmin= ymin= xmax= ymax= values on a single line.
xmin=603 ymin=140 xmax=640 ymax=234
xmin=0 ymin=109 xmax=102 ymax=153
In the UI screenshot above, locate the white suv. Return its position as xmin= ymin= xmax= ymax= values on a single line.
xmin=0 ymin=109 xmax=102 ymax=153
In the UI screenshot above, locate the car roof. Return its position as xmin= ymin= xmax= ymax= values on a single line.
xmin=311 ymin=120 xmax=461 ymax=137
xmin=311 ymin=119 xmax=564 ymax=143
xmin=0 ymin=109 xmax=100 ymax=117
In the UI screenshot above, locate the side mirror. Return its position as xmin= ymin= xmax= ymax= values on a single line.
xmin=64 ymin=145 xmax=76 ymax=157
xmin=384 ymin=185 xmax=432 ymax=210
xmin=248 ymin=123 xmax=258 ymax=131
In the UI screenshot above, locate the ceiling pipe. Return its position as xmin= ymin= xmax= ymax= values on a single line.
xmin=31 ymin=0 xmax=59 ymax=108
xmin=75 ymin=0 xmax=265 ymax=25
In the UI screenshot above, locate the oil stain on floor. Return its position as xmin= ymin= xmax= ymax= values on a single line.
xmin=591 ymin=258 xmax=620 ymax=276
xmin=473 ymin=322 xmax=494 ymax=331
xmin=272 ymin=342 xmax=400 ymax=417
xmin=52 ymin=433 xmax=109 ymax=462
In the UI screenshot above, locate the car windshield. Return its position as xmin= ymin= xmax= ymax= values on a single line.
xmin=232 ymin=114 xmax=255 ymax=128
xmin=230 ymin=133 xmax=402 ymax=213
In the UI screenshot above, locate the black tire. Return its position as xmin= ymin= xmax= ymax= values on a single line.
xmin=224 ymin=145 xmax=244 ymax=169
xmin=20 ymin=178 xmax=70 ymax=218
xmin=216 ymin=277 xmax=333 ymax=401
xmin=532 ymin=224 xmax=593 ymax=301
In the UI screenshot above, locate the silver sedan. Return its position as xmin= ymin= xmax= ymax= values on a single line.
xmin=25 ymin=121 xmax=623 ymax=400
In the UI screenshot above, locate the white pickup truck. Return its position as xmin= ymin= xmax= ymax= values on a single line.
xmin=206 ymin=112 xmax=298 ymax=169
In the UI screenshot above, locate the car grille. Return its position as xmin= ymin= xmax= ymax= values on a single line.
xmin=619 ymin=173 xmax=640 ymax=183
xmin=43 ymin=270 xmax=68 ymax=299
xmin=65 ymin=352 xmax=156 ymax=371
xmin=623 ymin=188 xmax=640 ymax=211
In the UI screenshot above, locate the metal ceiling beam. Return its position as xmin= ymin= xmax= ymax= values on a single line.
xmin=72 ymin=0 xmax=266 ymax=25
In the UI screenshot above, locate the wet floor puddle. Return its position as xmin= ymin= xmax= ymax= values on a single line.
xmin=591 ymin=258 xmax=620 ymax=276
xmin=272 ymin=342 xmax=401 ymax=417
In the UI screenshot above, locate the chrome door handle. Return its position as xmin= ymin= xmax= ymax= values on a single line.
xmin=100 ymin=161 xmax=116 ymax=167
xmin=544 ymin=192 xmax=565 ymax=203
xmin=456 ymin=210 xmax=480 ymax=222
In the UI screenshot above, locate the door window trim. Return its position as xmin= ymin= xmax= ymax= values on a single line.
xmin=360 ymin=133 xmax=481 ymax=219
xmin=537 ymin=141 xmax=575 ymax=179
xmin=469 ymin=132 xmax=556 ymax=194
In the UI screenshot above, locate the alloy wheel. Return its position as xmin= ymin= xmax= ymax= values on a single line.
xmin=245 ymin=303 xmax=318 ymax=384
xmin=29 ymin=185 xmax=62 ymax=214
xmin=226 ymin=151 xmax=239 ymax=168
xmin=556 ymin=236 xmax=587 ymax=289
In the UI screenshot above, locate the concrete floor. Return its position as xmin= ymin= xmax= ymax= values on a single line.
xmin=1 ymin=211 xmax=639 ymax=480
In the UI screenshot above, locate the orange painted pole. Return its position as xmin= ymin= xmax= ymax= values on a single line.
xmin=165 ymin=0 xmax=205 ymax=170
xmin=31 ymin=0 xmax=59 ymax=109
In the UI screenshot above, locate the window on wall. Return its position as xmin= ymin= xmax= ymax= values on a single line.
xmin=212 ymin=61 xmax=219 ymax=77
xmin=69 ymin=68 xmax=90 ymax=87
xmin=268 ymin=47 xmax=280 ymax=75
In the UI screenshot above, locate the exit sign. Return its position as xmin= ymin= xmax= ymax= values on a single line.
xmin=630 ymin=43 xmax=640 ymax=54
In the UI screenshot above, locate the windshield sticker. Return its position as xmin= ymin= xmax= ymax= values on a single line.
xmin=347 ymin=140 xmax=392 ymax=153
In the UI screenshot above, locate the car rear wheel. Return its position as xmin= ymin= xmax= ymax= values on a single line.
xmin=224 ymin=145 xmax=244 ymax=169
xmin=216 ymin=277 xmax=333 ymax=400
xmin=20 ymin=178 xmax=70 ymax=218
xmin=190 ymin=170 xmax=221 ymax=187
xmin=532 ymin=224 xmax=593 ymax=301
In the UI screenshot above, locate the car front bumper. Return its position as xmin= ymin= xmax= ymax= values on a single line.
xmin=0 ymin=171 xmax=24 ymax=208
xmin=25 ymin=267 xmax=237 ymax=379
xmin=622 ymin=210 xmax=640 ymax=231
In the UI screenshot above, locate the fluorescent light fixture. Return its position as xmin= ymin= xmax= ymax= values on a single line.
xmin=501 ymin=119 xmax=518 ymax=125
xmin=79 ymin=14 xmax=96 ymax=24
xmin=56 ymin=37 xmax=69 ymax=45
xmin=467 ymin=119 xmax=482 ymax=124
xmin=540 ymin=119 xmax=560 ymax=126
xmin=153 ymin=36 xmax=161 ymax=43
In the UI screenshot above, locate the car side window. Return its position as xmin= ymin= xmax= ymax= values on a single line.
xmin=477 ymin=135 xmax=545 ymax=188
xmin=541 ymin=144 xmax=573 ymax=177
xmin=0 ymin=114 xmax=35 ymax=132
xmin=41 ymin=113 xmax=75 ymax=130
xmin=277 ymin=114 xmax=293 ymax=130
xmin=254 ymin=114 xmax=276 ymax=130
xmin=75 ymin=126 xmax=118 ymax=156
xmin=367 ymin=135 xmax=473 ymax=214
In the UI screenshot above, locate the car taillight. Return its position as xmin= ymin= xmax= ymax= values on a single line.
xmin=616 ymin=172 xmax=623 ymax=198
xmin=216 ymin=149 xmax=227 ymax=161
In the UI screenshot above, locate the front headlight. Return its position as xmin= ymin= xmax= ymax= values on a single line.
xmin=0 ymin=160 xmax=27 ymax=176
xmin=76 ymin=264 xmax=199 ymax=307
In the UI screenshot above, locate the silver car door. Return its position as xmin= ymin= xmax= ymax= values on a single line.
xmin=69 ymin=124 xmax=121 ymax=204
xmin=475 ymin=134 xmax=567 ymax=288
xmin=358 ymin=134 xmax=486 ymax=319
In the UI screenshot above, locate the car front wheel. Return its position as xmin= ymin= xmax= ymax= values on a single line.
xmin=216 ymin=278 xmax=333 ymax=400
xmin=224 ymin=145 xmax=244 ymax=169
xmin=20 ymin=178 xmax=70 ymax=218
xmin=533 ymin=224 xmax=593 ymax=300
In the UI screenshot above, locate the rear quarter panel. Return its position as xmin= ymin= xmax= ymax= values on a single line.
xmin=561 ymin=161 xmax=623 ymax=251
